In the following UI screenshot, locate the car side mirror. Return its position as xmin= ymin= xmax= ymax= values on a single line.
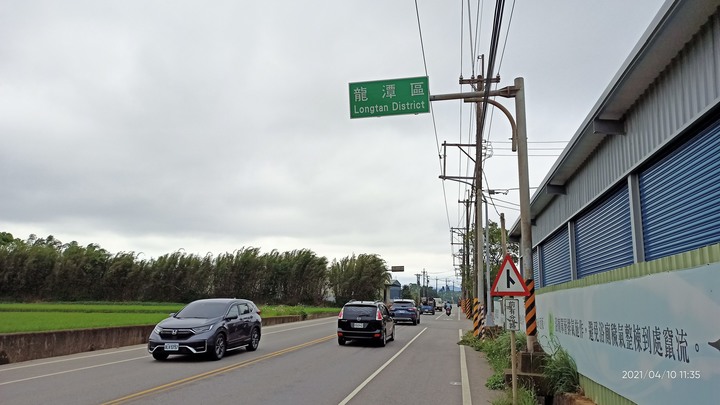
xmin=226 ymin=314 xmax=239 ymax=320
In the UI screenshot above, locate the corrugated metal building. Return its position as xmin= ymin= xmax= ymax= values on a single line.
xmin=508 ymin=0 xmax=720 ymax=403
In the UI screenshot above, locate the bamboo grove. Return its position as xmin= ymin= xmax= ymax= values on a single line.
xmin=0 ymin=232 xmax=391 ymax=305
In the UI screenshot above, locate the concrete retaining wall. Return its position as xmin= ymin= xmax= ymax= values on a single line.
xmin=0 ymin=313 xmax=336 ymax=364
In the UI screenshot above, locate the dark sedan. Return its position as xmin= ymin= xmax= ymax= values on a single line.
xmin=148 ymin=298 xmax=261 ymax=361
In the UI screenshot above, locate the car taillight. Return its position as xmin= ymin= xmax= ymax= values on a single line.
xmin=338 ymin=309 xmax=344 ymax=319
xmin=408 ymin=308 xmax=416 ymax=312
xmin=376 ymin=309 xmax=383 ymax=321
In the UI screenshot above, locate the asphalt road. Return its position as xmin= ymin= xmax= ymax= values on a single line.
xmin=1 ymin=310 xmax=501 ymax=405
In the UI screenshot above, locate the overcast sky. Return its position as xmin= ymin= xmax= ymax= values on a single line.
xmin=1 ymin=0 xmax=666 ymax=287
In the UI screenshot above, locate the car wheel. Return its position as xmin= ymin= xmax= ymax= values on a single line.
xmin=378 ymin=329 xmax=386 ymax=347
xmin=209 ymin=333 xmax=226 ymax=360
xmin=246 ymin=327 xmax=260 ymax=351
xmin=417 ymin=317 xmax=420 ymax=324
xmin=389 ymin=325 xmax=395 ymax=342
xmin=412 ymin=319 xmax=417 ymax=325
xmin=152 ymin=351 xmax=169 ymax=361
xmin=338 ymin=336 xmax=346 ymax=346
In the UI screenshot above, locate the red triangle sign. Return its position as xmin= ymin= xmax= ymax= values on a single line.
xmin=491 ymin=254 xmax=530 ymax=296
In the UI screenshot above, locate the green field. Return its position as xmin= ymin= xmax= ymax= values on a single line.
xmin=0 ymin=302 xmax=340 ymax=334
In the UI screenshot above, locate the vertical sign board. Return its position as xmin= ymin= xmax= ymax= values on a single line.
xmin=504 ymin=298 xmax=521 ymax=331
xmin=349 ymin=76 xmax=430 ymax=119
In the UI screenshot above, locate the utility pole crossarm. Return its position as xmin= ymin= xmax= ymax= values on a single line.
xmin=428 ymin=86 xmax=517 ymax=103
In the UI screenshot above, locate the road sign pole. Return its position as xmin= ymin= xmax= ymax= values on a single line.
xmin=511 ymin=325 xmax=518 ymax=404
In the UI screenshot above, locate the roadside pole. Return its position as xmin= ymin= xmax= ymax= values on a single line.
xmin=475 ymin=99 xmax=484 ymax=338
xmin=491 ymin=255 xmax=529 ymax=405
xmin=513 ymin=77 xmax=536 ymax=353
xmin=509 ymin=301 xmax=517 ymax=405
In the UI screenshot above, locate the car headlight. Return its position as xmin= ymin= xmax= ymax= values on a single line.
xmin=153 ymin=326 xmax=163 ymax=334
xmin=192 ymin=324 xmax=214 ymax=334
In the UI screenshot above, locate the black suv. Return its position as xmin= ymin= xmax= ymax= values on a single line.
xmin=337 ymin=300 xmax=395 ymax=346
xmin=148 ymin=298 xmax=262 ymax=361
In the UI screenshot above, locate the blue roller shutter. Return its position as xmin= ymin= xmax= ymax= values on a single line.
xmin=639 ymin=118 xmax=720 ymax=260
xmin=541 ymin=227 xmax=571 ymax=286
xmin=575 ymin=186 xmax=634 ymax=278
xmin=532 ymin=247 xmax=540 ymax=287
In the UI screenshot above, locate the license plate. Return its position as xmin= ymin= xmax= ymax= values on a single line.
xmin=352 ymin=322 xmax=364 ymax=329
xmin=164 ymin=343 xmax=179 ymax=351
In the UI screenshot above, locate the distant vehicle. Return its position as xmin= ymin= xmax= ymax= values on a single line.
xmin=420 ymin=297 xmax=435 ymax=315
xmin=337 ymin=300 xmax=395 ymax=347
xmin=389 ymin=299 xmax=420 ymax=325
xmin=434 ymin=298 xmax=444 ymax=311
xmin=148 ymin=298 xmax=262 ymax=361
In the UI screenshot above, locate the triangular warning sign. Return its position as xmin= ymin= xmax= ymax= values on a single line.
xmin=491 ymin=254 xmax=530 ymax=296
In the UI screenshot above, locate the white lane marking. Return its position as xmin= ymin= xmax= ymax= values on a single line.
xmin=0 ymin=357 xmax=147 ymax=386
xmin=0 ymin=346 xmax=146 ymax=372
xmin=459 ymin=329 xmax=472 ymax=405
xmin=338 ymin=327 xmax=427 ymax=405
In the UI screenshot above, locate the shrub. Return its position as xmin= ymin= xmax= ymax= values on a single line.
xmin=459 ymin=330 xmax=527 ymax=391
xmin=543 ymin=346 xmax=580 ymax=394
xmin=492 ymin=385 xmax=537 ymax=405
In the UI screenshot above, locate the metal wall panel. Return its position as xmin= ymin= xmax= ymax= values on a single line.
xmin=541 ymin=227 xmax=571 ymax=286
xmin=531 ymin=9 xmax=720 ymax=251
xmin=533 ymin=247 xmax=540 ymax=287
xmin=575 ymin=186 xmax=634 ymax=277
xmin=639 ymin=117 xmax=720 ymax=260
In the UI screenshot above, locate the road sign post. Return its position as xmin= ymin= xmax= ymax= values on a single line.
xmin=491 ymin=254 xmax=527 ymax=405
xmin=349 ymin=76 xmax=430 ymax=119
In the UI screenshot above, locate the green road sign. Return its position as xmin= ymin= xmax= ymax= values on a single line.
xmin=349 ymin=76 xmax=430 ymax=119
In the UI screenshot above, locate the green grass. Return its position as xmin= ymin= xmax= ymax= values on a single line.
xmin=1 ymin=312 xmax=171 ymax=333
xmin=0 ymin=302 xmax=183 ymax=314
xmin=543 ymin=346 xmax=580 ymax=394
xmin=459 ymin=330 xmax=527 ymax=390
xmin=0 ymin=302 xmax=341 ymax=333
xmin=492 ymin=385 xmax=538 ymax=405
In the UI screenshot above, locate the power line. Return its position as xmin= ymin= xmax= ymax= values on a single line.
xmin=414 ymin=0 xmax=453 ymax=232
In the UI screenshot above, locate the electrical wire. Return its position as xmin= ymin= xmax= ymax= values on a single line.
xmin=414 ymin=0 xmax=453 ymax=233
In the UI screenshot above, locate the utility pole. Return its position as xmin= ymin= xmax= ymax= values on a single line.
xmin=513 ymin=77 xmax=535 ymax=352
xmin=432 ymin=76 xmax=532 ymax=346
xmin=461 ymin=199 xmax=472 ymax=305
xmin=415 ymin=273 xmax=421 ymax=303
xmin=475 ymin=120 xmax=484 ymax=332
xmin=500 ymin=213 xmax=507 ymax=255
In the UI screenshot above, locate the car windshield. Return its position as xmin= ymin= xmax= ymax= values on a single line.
xmin=343 ymin=306 xmax=376 ymax=317
xmin=176 ymin=301 xmax=229 ymax=318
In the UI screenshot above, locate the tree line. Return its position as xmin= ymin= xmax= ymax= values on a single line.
xmin=0 ymin=232 xmax=390 ymax=305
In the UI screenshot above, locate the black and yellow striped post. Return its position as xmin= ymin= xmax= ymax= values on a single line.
xmin=525 ymin=279 xmax=537 ymax=337
xmin=473 ymin=298 xmax=481 ymax=337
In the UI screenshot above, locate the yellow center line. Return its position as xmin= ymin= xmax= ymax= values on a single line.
xmin=103 ymin=334 xmax=336 ymax=404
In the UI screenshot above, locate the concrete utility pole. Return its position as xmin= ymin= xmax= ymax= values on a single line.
xmin=432 ymin=76 xmax=532 ymax=347
xmin=415 ymin=273 xmax=421 ymax=302
xmin=513 ymin=77 xmax=535 ymax=352
xmin=475 ymin=100 xmax=485 ymax=333
xmin=500 ymin=213 xmax=507 ymax=255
